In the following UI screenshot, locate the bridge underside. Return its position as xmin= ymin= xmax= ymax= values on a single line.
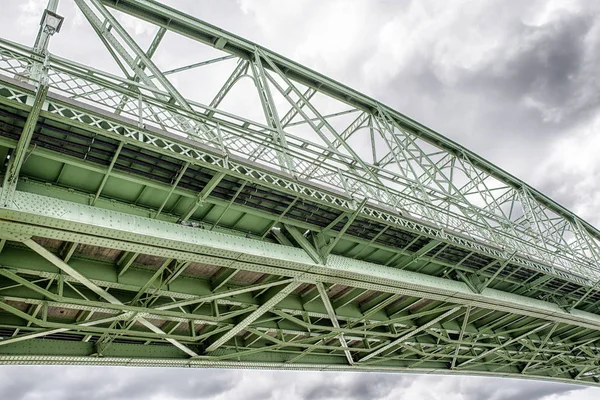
xmin=0 ymin=0 xmax=600 ymax=388
xmin=0 ymin=80 xmax=598 ymax=386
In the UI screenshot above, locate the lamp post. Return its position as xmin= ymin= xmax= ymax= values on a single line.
xmin=30 ymin=0 xmax=64 ymax=84
xmin=40 ymin=9 xmax=65 ymax=36
xmin=2 ymin=1 xmax=64 ymax=205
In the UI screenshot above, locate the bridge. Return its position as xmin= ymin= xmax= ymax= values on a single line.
xmin=0 ymin=0 xmax=599 ymax=387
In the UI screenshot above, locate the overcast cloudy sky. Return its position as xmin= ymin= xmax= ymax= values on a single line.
xmin=1 ymin=0 xmax=600 ymax=399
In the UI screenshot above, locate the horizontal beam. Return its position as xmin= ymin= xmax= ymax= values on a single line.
xmin=0 ymin=253 xmax=597 ymax=383
xmin=3 ymin=264 xmax=588 ymax=351
xmin=1 ymin=191 xmax=599 ymax=334
xmin=0 ymin=347 xmax=596 ymax=387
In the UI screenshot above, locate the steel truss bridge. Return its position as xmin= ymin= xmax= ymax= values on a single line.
xmin=0 ymin=0 xmax=599 ymax=387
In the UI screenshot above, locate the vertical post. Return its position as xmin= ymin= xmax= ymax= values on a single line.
xmin=2 ymin=1 xmax=62 ymax=206
xmin=250 ymin=50 xmax=294 ymax=175
xmin=1 ymin=85 xmax=48 ymax=206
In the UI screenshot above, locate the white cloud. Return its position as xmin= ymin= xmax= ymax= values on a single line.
xmin=535 ymin=113 xmax=600 ymax=225
xmin=16 ymin=0 xmax=47 ymax=29
xmin=0 ymin=366 xmax=593 ymax=400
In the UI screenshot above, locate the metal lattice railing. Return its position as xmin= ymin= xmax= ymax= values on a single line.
xmin=0 ymin=21 xmax=599 ymax=284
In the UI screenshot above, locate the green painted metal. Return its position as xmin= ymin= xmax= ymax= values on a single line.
xmin=0 ymin=84 xmax=48 ymax=206
xmin=0 ymin=0 xmax=598 ymax=387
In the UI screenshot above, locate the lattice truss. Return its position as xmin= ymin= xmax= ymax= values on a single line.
xmin=0 ymin=0 xmax=598 ymax=281
xmin=0 ymin=0 xmax=599 ymax=386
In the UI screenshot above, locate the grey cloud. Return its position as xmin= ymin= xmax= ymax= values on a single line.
xmin=296 ymin=372 xmax=410 ymax=400
xmin=0 ymin=366 xmax=588 ymax=400
xmin=371 ymin=3 xmax=600 ymax=176
xmin=451 ymin=376 xmax=581 ymax=400
xmin=467 ymin=10 xmax=598 ymax=126
xmin=0 ymin=366 xmax=240 ymax=400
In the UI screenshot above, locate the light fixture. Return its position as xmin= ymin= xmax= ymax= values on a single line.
xmin=40 ymin=9 xmax=64 ymax=35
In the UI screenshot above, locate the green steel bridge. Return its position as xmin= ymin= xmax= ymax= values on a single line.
xmin=0 ymin=0 xmax=599 ymax=387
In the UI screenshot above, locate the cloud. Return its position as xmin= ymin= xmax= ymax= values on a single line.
xmin=0 ymin=366 xmax=241 ymax=400
xmin=16 ymin=0 xmax=47 ymax=30
xmin=293 ymin=372 xmax=410 ymax=400
xmin=452 ymin=376 xmax=579 ymax=400
xmin=369 ymin=1 xmax=600 ymax=168
xmin=0 ymin=367 xmax=591 ymax=400
xmin=534 ymin=112 xmax=600 ymax=225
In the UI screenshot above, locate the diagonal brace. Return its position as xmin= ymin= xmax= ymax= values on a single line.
xmin=316 ymin=282 xmax=354 ymax=364
xmin=205 ymin=281 xmax=301 ymax=352
xmin=458 ymin=322 xmax=552 ymax=368
xmin=320 ymin=198 xmax=367 ymax=259
xmin=22 ymin=238 xmax=198 ymax=357
xmin=359 ymin=306 xmax=461 ymax=363
xmin=284 ymin=225 xmax=322 ymax=264
xmin=180 ymin=172 xmax=225 ymax=222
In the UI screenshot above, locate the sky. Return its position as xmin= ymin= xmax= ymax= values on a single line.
xmin=1 ymin=0 xmax=600 ymax=399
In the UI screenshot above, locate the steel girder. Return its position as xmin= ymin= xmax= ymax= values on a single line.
xmin=0 ymin=191 xmax=597 ymax=385
xmin=0 ymin=0 xmax=598 ymax=387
